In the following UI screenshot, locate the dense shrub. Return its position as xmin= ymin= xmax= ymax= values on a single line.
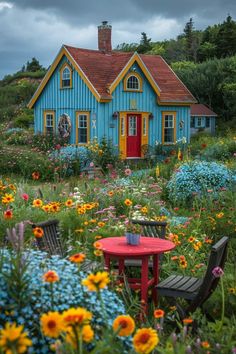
xmin=167 ymin=161 xmax=235 ymax=205
xmin=50 ymin=145 xmax=90 ymax=173
xmin=31 ymin=133 xmax=69 ymax=152
xmin=0 ymin=250 xmax=125 ymax=353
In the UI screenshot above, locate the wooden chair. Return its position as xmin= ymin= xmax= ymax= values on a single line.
xmin=156 ymin=236 xmax=229 ymax=319
xmin=32 ymin=219 xmax=64 ymax=257
xmin=124 ymin=220 xmax=167 ymax=267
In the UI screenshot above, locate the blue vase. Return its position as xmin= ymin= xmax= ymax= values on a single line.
xmin=125 ymin=232 xmax=140 ymax=245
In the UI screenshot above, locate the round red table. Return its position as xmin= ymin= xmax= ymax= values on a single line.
xmin=99 ymin=236 xmax=175 ymax=314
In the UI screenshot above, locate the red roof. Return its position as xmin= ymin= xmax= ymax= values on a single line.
xmin=191 ymin=104 xmax=217 ymax=116
xmin=64 ymin=45 xmax=196 ymax=103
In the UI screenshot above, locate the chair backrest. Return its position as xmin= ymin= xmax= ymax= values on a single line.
xmin=131 ymin=219 xmax=167 ymax=239
xmin=32 ymin=219 xmax=64 ymax=257
xmin=188 ymin=236 xmax=229 ymax=312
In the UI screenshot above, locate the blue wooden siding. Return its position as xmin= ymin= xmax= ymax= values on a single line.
xmin=34 ymin=58 xmax=191 ymax=145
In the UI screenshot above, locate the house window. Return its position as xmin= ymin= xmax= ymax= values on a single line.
xmin=124 ymin=72 xmax=142 ymax=92
xmin=162 ymin=112 xmax=176 ymax=144
xmin=196 ymin=117 xmax=203 ymax=128
xmin=190 ymin=117 xmax=195 ymax=128
xmin=205 ymin=117 xmax=210 ymax=128
xmin=44 ymin=111 xmax=55 ymax=134
xmin=77 ymin=112 xmax=90 ymax=144
xmin=143 ymin=116 xmax=147 ymax=136
xmin=121 ymin=117 xmax=125 ymax=136
xmin=60 ymin=64 xmax=72 ymax=88
xmin=129 ymin=116 xmax=137 ymax=136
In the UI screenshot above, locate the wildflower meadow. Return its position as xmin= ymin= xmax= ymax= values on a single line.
xmin=0 ymin=129 xmax=236 ymax=353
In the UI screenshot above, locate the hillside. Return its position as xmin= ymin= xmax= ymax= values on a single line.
xmin=0 ymin=59 xmax=46 ymax=129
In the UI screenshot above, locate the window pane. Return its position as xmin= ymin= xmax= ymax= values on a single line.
xmin=205 ymin=117 xmax=210 ymax=128
xmin=164 ymin=128 xmax=174 ymax=143
xmin=143 ymin=117 xmax=146 ymax=136
xmin=78 ymin=115 xmax=88 ymax=143
xmin=190 ymin=117 xmax=195 ymax=128
xmin=129 ymin=116 xmax=137 ymax=136
xmin=45 ymin=113 xmax=54 ymax=133
xmin=121 ymin=117 xmax=125 ymax=136
xmin=62 ymin=67 xmax=71 ymax=87
xmin=127 ymin=75 xmax=139 ymax=90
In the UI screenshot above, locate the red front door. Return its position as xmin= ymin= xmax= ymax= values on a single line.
xmin=126 ymin=114 xmax=141 ymax=157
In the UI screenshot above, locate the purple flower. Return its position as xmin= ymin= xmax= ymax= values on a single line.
xmin=212 ymin=266 xmax=224 ymax=278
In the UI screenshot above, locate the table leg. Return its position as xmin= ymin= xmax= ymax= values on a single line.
xmin=152 ymin=254 xmax=159 ymax=305
xmin=118 ymin=259 xmax=125 ymax=275
xmin=141 ymin=256 xmax=149 ymax=314
xmin=104 ymin=253 xmax=111 ymax=271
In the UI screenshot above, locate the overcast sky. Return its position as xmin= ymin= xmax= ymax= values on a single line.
xmin=0 ymin=0 xmax=235 ymax=79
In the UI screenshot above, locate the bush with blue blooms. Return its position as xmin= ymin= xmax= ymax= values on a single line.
xmin=167 ymin=161 xmax=235 ymax=205
xmin=49 ymin=145 xmax=91 ymax=174
xmin=0 ymin=250 xmax=126 ymax=353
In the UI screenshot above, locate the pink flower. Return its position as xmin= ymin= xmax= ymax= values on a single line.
xmin=212 ymin=266 xmax=224 ymax=278
xmin=21 ymin=193 xmax=29 ymax=201
xmin=90 ymin=162 xmax=94 ymax=167
xmin=124 ymin=168 xmax=132 ymax=176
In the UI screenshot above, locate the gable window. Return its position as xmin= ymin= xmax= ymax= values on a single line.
xmin=60 ymin=64 xmax=72 ymax=88
xmin=162 ymin=112 xmax=176 ymax=144
xmin=124 ymin=72 xmax=142 ymax=92
xmin=76 ymin=112 xmax=90 ymax=144
xmin=44 ymin=111 xmax=55 ymax=134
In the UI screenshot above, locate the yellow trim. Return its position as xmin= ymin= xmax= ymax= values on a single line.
xmin=76 ymin=111 xmax=90 ymax=145
xmin=60 ymin=62 xmax=72 ymax=89
xmin=119 ymin=112 xmax=127 ymax=159
xmin=28 ymin=46 xmax=101 ymax=108
xmin=141 ymin=113 xmax=149 ymax=156
xmin=123 ymin=72 xmax=143 ymax=92
xmin=43 ymin=110 xmax=55 ymax=134
xmin=162 ymin=111 xmax=176 ymax=144
xmin=109 ymin=53 xmax=161 ymax=97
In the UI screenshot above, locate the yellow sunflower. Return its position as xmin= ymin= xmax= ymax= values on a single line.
xmin=69 ymin=253 xmax=86 ymax=264
xmin=0 ymin=322 xmax=32 ymax=354
xmin=62 ymin=307 xmax=92 ymax=327
xmin=41 ymin=311 xmax=64 ymax=338
xmin=133 ymin=328 xmax=159 ymax=354
xmin=82 ymin=271 xmax=110 ymax=291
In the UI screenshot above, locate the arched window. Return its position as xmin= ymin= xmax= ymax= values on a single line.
xmin=127 ymin=75 xmax=139 ymax=90
xmin=124 ymin=72 xmax=142 ymax=92
xmin=60 ymin=64 xmax=72 ymax=88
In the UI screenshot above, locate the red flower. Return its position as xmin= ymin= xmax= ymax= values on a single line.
xmin=4 ymin=210 xmax=13 ymax=219
xmin=201 ymin=143 xmax=207 ymax=149
xmin=32 ymin=171 xmax=40 ymax=180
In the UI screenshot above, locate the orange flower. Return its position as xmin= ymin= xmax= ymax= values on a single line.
xmin=33 ymin=199 xmax=43 ymax=208
xmin=179 ymin=259 xmax=187 ymax=269
xmin=154 ymin=309 xmax=165 ymax=318
xmin=183 ymin=318 xmax=193 ymax=325
xmin=97 ymin=222 xmax=105 ymax=227
xmin=32 ymin=171 xmax=40 ymax=180
xmin=201 ymin=341 xmax=210 ymax=348
xmin=188 ymin=236 xmax=195 ymax=243
xmin=4 ymin=210 xmax=13 ymax=219
xmin=43 ymin=270 xmax=59 ymax=283
xmin=93 ymin=241 xmax=102 ymax=249
xmin=124 ymin=199 xmax=132 ymax=207
xmin=65 ymin=199 xmax=73 ymax=207
xmin=69 ymin=253 xmax=86 ymax=264
xmin=113 ymin=315 xmax=135 ymax=336
xmin=171 ymin=256 xmax=178 ymax=261
xmin=33 ymin=227 xmax=44 ymax=238
xmin=107 ymin=191 xmax=114 ymax=197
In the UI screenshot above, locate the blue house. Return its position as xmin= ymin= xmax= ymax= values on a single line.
xmin=190 ymin=104 xmax=217 ymax=136
xmin=28 ymin=21 xmax=196 ymax=159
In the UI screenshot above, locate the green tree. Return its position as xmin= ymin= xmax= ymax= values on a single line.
xmin=137 ymin=32 xmax=152 ymax=53
xmin=26 ymin=57 xmax=43 ymax=72
xmin=216 ymin=15 xmax=236 ymax=57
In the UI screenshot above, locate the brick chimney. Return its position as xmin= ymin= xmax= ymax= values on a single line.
xmin=98 ymin=21 xmax=112 ymax=53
